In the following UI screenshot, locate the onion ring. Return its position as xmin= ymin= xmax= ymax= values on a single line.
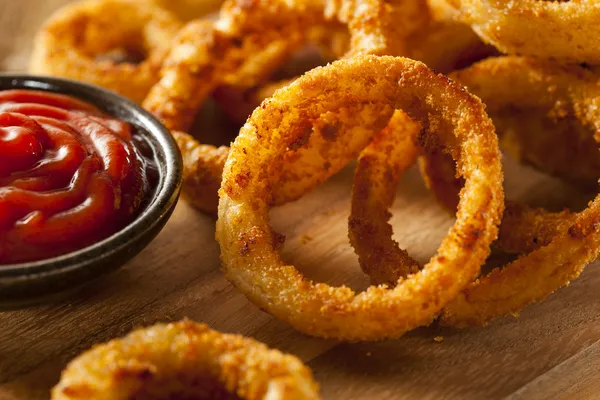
xmin=29 ymin=0 xmax=183 ymax=103
xmin=348 ymin=111 xmax=422 ymax=286
xmin=496 ymin=108 xmax=600 ymax=190
xmin=367 ymin=57 xmax=600 ymax=327
xmin=143 ymin=0 xmax=429 ymax=212
xmin=418 ymin=149 xmax=577 ymax=255
xmin=216 ymin=55 xmax=504 ymax=341
xmin=214 ymin=0 xmax=495 ymax=127
xmin=448 ymin=0 xmax=600 ymax=64
xmin=144 ymin=0 xmax=426 ymax=131
xmin=51 ymin=320 xmax=320 ymax=400
xmin=421 ymin=57 xmax=599 ymax=254
xmin=213 ymin=23 xmax=352 ymax=125
xmin=456 ymin=54 xmax=600 ymax=189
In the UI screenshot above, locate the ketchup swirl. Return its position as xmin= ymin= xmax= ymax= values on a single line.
xmin=0 ymin=90 xmax=147 ymax=264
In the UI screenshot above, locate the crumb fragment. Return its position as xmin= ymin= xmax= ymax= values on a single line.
xmin=433 ymin=336 xmax=444 ymax=343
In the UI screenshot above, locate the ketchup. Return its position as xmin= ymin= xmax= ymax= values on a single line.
xmin=0 ymin=90 xmax=150 ymax=264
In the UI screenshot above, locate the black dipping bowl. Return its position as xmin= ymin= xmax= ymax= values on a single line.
xmin=0 ymin=75 xmax=182 ymax=310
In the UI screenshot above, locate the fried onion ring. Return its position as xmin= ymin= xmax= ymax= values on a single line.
xmin=421 ymin=57 xmax=598 ymax=254
xmin=145 ymin=0 xmax=425 ymax=131
xmin=418 ymin=149 xmax=577 ymax=255
xmin=143 ymin=0 xmax=428 ymax=212
xmin=29 ymin=0 xmax=183 ymax=103
xmin=216 ymin=56 xmax=504 ymax=341
xmin=348 ymin=111 xmax=422 ymax=286
xmin=214 ymin=0 xmax=495 ymax=127
xmin=384 ymin=57 xmax=600 ymax=327
xmin=496 ymin=108 xmax=600 ymax=190
xmin=448 ymin=0 xmax=600 ymax=64
xmin=51 ymin=320 xmax=320 ymax=400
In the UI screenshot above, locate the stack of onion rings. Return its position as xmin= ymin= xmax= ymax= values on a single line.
xmin=143 ymin=0 xmax=430 ymax=212
xmin=216 ymin=55 xmax=504 ymax=340
xmin=212 ymin=0 xmax=496 ymax=126
xmin=363 ymin=57 xmax=600 ymax=327
xmin=29 ymin=0 xmax=183 ymax=103
xmin=52 ymin=320 xmax=320 ymax=399
xmin=29 ymin=0 xmax=600 ymax=375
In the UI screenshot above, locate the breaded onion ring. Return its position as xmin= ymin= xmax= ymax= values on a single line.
xmin=488 ymin=106 xmax=600 ymax=189
xmin=212 ymin=0 xmax=497 ymax=144
xmin=448 ymin=0 xmax=600 ymax=64
xmin=213 ymin=23 xmax=352 ymax=125
xmin=29 ymin=0 xmax=182 ymax=103
xmin=52 ymin=320 xmax=320 ymax=400
xmin=401 ymin=57 xmax=600 ymax=327
xmin=216 ymin=56 xmax=504 ymax=341
xmin=143 ymin=0 xmax=428 ymax=212
xmin=457 ymin=55 xmax=600 ymax=189
xmin=419 ymin=150 xmax=577 ymax=255
xmin=145 ymin=0 xmax=425 ymax=131
xmin=348 ymin=111 xmax=422 ymax=286
xmin=214 ymin=0 xmax=495 ymax=127
xmin=421 ymin=57 xmax=598 ymax=254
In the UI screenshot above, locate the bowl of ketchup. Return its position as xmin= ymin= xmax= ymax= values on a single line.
xmin=0 ymin=75 xmax=182 ymax=309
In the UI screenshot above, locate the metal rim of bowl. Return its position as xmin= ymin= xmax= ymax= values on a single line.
xmin=0 ymin=74 xmax=182 ymax=283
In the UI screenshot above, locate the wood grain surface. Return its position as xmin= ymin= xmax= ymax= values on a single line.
xmin=1 ymin=1 xmax=600 ymax=399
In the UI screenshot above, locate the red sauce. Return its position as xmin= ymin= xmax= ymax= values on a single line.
xmin=0 ymin=90 xmax=149 ymax=264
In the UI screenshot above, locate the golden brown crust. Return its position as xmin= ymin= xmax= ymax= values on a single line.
xmin=52 ymin=320 xmax=320 ymax=400
xmin=216 ymin=55 xmax=504 ymax=341
xmin=142 ymin=0 xmax=428 ymax=213
xmin=29 ymin=0 xmax=183 ymax=103
xmin=149 ymin=0 xmax=224 ymax=21
xmin=349 ymin=111 xmax=422 ymax=286
xmin=494 ymin=108 xmax=600 ymax=189
xmin=174 ymin=131 xmax=230 ymax=212
xmin=419 ymin=149 xmax=578 ymax=255
xmin=415 ymin=57 xmax=600 ymax=327
xmin=420 ymin=57 xmax=600 ymax=254
xmin=215 ymin=0 xmax=496 ymax=126
xmin=451 ymin=0 xmax=600 ymax=64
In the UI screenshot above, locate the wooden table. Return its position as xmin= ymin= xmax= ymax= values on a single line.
xmin=1 ymin=1 xmax=600 ymax=398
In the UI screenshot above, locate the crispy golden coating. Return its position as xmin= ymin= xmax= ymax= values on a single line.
xmin=494 ymin=105 xmax=600 ymax=190
xmin=174 ymin=131 xmax=230 ymax=212
xmin=213 ymin=78 xmax=295 ymax=125
xmin=349 ymin=111 xmax=422 ymax=286
xmin=448 ymin=0 xmax=600 ymax=64
xmin=150 ymin=0 xmax=224 ymax=21
xmin=215 ymin=0 xmax=495 ymax=126
xmin=452 ymin=55 xmax=600 ymax=189
xmin=29 ymin=0 xmax=182 ymax=103
xmin=142 ymin=0 xmax=428 ymax=212
xmin=216 ymin=56 xmax=504 ymax=341
xmin=415 ymin=57 xmax=600 ymax=327
xmin=418 ymin=151 xmax=576 ymax=255
xmin=144 ymin=0 xmax=425 ymax=131
xmin=421 ymin=57 xmax=600 ymax=254
xmin=52 ymin=320 xmax=320 ymax=400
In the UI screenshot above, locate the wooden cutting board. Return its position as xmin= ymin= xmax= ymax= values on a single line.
xmin=1 ymin=1 xmax=600 ymax=399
